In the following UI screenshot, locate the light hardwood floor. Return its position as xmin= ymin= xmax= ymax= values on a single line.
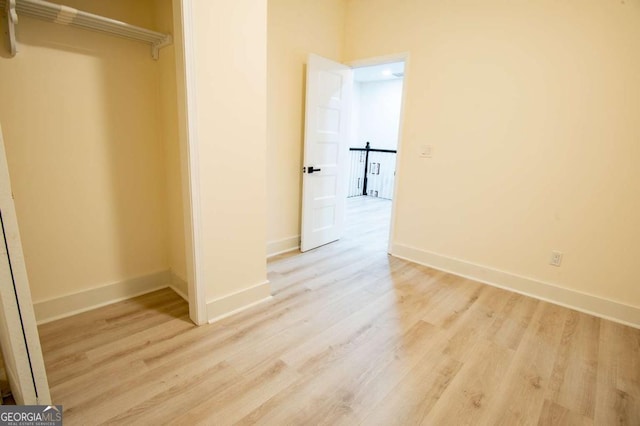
xmin=39 ymin=196 xmax=639 ymax=425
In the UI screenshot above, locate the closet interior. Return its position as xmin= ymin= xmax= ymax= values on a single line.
xmin=0 ymin=0 xmax=188 ymax=402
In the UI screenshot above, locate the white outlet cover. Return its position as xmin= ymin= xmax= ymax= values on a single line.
xmin=420 ymin=144 xmax=432 ymax=158
xmin=550 ymin=251 xmax=563 ymax=267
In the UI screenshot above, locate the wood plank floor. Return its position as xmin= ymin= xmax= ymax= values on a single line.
xmin=38 ymin=196 xmax=640 ymax=425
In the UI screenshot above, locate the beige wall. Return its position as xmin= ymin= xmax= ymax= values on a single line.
xmin=5 ymin=0 xmax=635 ymax=321
xmin=155 ymin=0 xmax=187 ymax=284
xmin=344 ymin=0 xmax=640 ymax=309
xmin=266 ymin=0 xmax=346 ymax=253
xmin=0 ymin=0 xmax=177 ymax=303
xmin=190 ymin=0 xmax=269 ymax=305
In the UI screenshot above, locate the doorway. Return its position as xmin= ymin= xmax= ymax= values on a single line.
xmin=300 ymin=55 xmax=407 ymax=254
xmin=346 ymin=60 xmax=404 ymax=248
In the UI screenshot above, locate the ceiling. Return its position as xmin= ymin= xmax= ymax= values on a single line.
xmin=353 ymin=61 xmax=405 ymax=82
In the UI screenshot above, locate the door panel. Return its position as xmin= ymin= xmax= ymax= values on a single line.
xmin=301 ymin=54 xmax=352 ymax=252
xmin=0 ymin=124 xmax=50 ymax=404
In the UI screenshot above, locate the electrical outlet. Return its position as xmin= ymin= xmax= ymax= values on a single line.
xmin=549 ymin=251 xmax=563 ymax=267
xmin=420 ymin=144 xmax=433 ymax=158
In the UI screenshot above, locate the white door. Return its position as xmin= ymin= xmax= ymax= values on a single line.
xmin=0 ymin=124 xmax=51 ymax=404
xmin=301 ymin=54 xmax=352 ymax=252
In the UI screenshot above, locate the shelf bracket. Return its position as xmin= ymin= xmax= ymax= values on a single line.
xmin=5 ymin=0 xmax=17 ymax=57
xmin=151 ymin=34 xmax=172 ymax=61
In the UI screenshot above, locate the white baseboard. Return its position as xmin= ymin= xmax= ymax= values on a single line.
xmin=34 ymin=269 xmax=273 ymax=326
xmin=266 ymin=235 xmax=300 ymax=258
xmin=169 ymin=271 xmax=189 ymax=301
xmin=34 ymin=270 xmax=172 ymax=325
xmin=391 ymin=243 xmax=640 ymax=329
xmin=207 ymin=280 xmax=272 ymax=323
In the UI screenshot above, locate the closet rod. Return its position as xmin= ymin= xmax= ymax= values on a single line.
xmin=2 ymin=0 xmax=172 ymax=60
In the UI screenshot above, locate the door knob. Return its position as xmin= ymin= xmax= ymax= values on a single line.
xmin=307 ymin=166 xmax=321 ymax=174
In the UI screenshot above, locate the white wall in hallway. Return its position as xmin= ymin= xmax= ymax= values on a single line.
xmin=353 ymin=79 xmax=404 ymax=151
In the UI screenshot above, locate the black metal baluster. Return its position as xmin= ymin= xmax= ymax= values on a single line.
xmin=362 ymin=141 xmax=370 ymax=196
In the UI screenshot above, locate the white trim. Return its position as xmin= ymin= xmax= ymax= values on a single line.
xmin=387 ymin=54 xmax=409 ymax=254
xmin=33 ymin=271 xmax=172 ymax=325
xmin=169 ymin=285 xmax=188 ymax=302
xmin=266 ymin=235 xmax=300 ymax=258
xmin=208 ymin=296 xmax=273 ymax=324
xmin=169 ymin=271 xmax=189 ymax=301
xmin=0 ymin=123 xmax=50 ymax=404
xmin=175 ymin=0 xmax=207 ymax=325
xmin=391 ymin=243 xmax=640 ymax=329
xmin=207 ymin=280 xmax=272 ymax=323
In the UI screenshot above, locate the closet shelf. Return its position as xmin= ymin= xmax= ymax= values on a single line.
xmin=2 ymin=0 xmax=172 ymax=59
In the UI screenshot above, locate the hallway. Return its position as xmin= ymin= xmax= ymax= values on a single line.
xmin=272 ymin=195 xmax=392 ymax=263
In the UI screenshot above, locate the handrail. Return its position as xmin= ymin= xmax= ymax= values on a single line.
xmin=1 ymin=0 xmax=172 ymax=59
xmin=349 ymin=142 xmax=397 ymax=196
xmin=349 ymin=141 xmax=397 ymax=154
xmin=349 ymin=147 xmax=397 ymax=154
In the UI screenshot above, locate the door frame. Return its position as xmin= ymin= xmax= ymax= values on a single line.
xmin=0 ymin=124 xmax=51 ymax=404
xmin=346 ymin=52 xmax=410 ymax=254
xmin=174 ymin=0 xmax=207 ymax=325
